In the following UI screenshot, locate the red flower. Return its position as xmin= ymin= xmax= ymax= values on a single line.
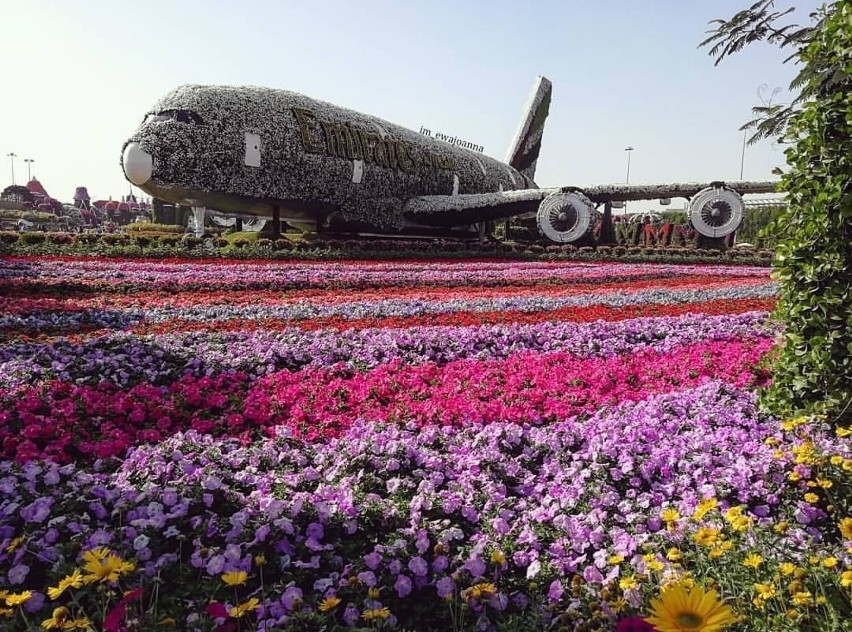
xmin=616 ymin=617 xmax=656 ymax=632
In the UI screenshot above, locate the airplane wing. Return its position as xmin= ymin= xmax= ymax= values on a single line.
xmin=403 ymin=189 xmax=558 ymax=226
xmin=403 ymin=180 xmax=778 ymax=226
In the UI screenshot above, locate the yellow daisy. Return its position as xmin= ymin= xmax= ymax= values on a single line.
xmin=221 ymin=571 xmax=248 ymax=587
xmin=318 ymin=596 xmax=341 ymax=612
xmin=619 ymin=575 xmax=639 ymax=591
xmin=661 ymin=508 xmax=681 ymax=523
xmin=48 ymin=568 xmax=85 ymax=600
xmin=4 ymin=591 xmax=32 ymax=607
xmin=742 ymin=553 xmax=763 ymax=568
xmin=81 ymin=549 xmax=135 ymax=584
xmin=645 ymin=583 xmax=739 ymax=632
xmin=41 ymin=606 xmax=70 ymax=630
xmin=839 ymin=518 xmax=852 ymax=540
xmin=228 ymin=597 xmax=260 ymax=618
xmin=362 ymin=607 xmax=391 ymax=621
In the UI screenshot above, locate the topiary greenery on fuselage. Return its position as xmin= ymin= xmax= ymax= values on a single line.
xmin=759 ymin=2 xmax=852 ymax=423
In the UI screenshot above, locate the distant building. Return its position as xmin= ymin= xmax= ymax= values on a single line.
xmin=74 ymin=186 xmax=91 ymax=209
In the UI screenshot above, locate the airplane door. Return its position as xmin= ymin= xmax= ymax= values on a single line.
xmin=244 ymin=132 xmax=261 ymax=167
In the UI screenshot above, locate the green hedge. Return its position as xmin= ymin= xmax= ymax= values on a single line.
xmin=0 ymin=231 xmax=773 ymax=265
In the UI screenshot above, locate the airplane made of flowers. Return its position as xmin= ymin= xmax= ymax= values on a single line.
xmin=121 ymin=77 xmax=775 ymax=240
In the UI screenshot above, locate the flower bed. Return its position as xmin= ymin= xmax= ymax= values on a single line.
xmin=0 ymin=255 xmax=849 ymax=631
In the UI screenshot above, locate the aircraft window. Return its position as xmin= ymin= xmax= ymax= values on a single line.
xmin=146 ymin=109 xmax=204 ymax=125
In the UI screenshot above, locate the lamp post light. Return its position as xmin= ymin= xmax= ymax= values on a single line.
xmin=23 ymin=158 xmax=34 ymax=182
xmin=7 ymin=152 xmax=16 ymax=185
xmin=624 ymin=146 xmax=634 ymax=216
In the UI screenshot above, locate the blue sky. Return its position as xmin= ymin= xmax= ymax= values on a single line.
xmin=1 ymin=0 xmax=822 ymax=207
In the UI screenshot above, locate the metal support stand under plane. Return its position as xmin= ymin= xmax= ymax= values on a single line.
xmin=271 ymin=205 xmax=281 ymax=240
xmin=191 ymin=206 xmax=206 ymax=238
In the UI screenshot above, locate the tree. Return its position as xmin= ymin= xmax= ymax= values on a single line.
xmin=702 ymin=1 xmax=851 ymax=424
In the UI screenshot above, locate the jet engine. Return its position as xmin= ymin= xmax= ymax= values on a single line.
xmin=536 ymin=191 xmax=599 ymax=243
xmin=688 ymin=185 xmax=744 ymax=238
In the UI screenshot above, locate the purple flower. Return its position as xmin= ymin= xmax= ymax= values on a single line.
xmin=395 ymin=574 xmax=412 ymax=598
xmin=408 ymin=557 xmax=428 ymax=577
xmin=436 ymin=577 xmax=455 ymax=599
xmin=363 ymin=552 xmax=382 ymax=570
xmin=465 ymin=557 xmax=486 ymax=578
xmin=281 ymin=586 xmax=303 ymax=610
xmin=7 ymin=564 xmax=29 ymax=584
xmin=547 ymin=579 xmax=564 ymax=602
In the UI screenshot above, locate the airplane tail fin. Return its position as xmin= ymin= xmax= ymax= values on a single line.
xmin=505 ymin=75 xmax=552 ymax=184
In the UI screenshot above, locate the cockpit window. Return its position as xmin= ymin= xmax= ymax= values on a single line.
xmin=145 ymin=109 xmax=204 ymax=125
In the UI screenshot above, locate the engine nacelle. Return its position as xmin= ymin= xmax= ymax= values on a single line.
xmin=688 ymin=186 xmax=744 ymax=238
xmin=537 ymin=191 xmax=598 ymax=243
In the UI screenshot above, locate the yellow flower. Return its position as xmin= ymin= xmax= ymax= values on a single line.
xmin=693 ymin=527 xmax=720 ymax=547
xmin=836 ymin=426 xmax=851 ymax=438
xmin=781 ymin=417 xmax=808 ymax=431
xmin=723 ymin=506 xmax=744 ymax=522
xmin=665 ymin=548 xmax=682 ymax=562
xmin=66 ymin=618 xmax=94 ymax=630
xmin=840 ymin=518 xmax=852 ymax=540
xmin=779 ymin=562 xmax=797 ymax=576
xmin=41 ymin=606 xmax=70 ymax=630
xmin=0 ymin=607 xmax=12 ymax=618
xmin=708 ymin=540 xmax=733 ymax=560
xmin=4 ymin=591 xmax=32 ymax=607
xmin=491 ymin=550 xmax=506 ymax=565
xmin=462 ymin=582 xmax=497 ymax=601
xmin=743 ymin=553 xmax=763 ymax=568
xmin=693 ymin=498 xmax=718 ymax=521
xmin=82 ymin=547 xmax=111 ymax=561
xmin=844 ymin=459 xmax=852 ymax=472
xmin=254 ymin=555 xmax=266 ymax=566
xmin=830 ymin=455 xmax=843 ymax=465
xmin=660 ymin=570 xmax=695 ymax=591
xmin=822 ymin=557 xmax=838 ymax=569
xmin=646 ymin=558 xmax=665 ymax=572
xmin=619 ymin=575 xmax=639 ymax=591
xmin=607 ymin=554 xmax=624 ymax=565
xmin=661 ymin=508 xmax=681 ymax=523
xmin=816 ymin=478 xmax=832 ymax=489
xmin=729 ymin=515 xmax=752 ymax=533
xmin=754 ymin=583 xmax=776 ymax=600
xmin=804 ymin=493 xmax=820 ymax=504
xmin=773 ymin=521 xmax=789 ymax=534
xmin=367 ymin=587 xmax=381 ymax=600
xmin=362 ymin=607 xmax=391 ymax=621
xmin=81 ymin=549 xmax=135 ymax=584
xmin=221 ymin=571 xmax=248 ymax=587
xmin=228 ymin=597 xmax=260 ymax=618
xmin=791 ymin=591 xmax=812 ymax=607
xmin=786 ymin=608 xmax=800 ymax=620
xmin=5 ymin=536 xmax=24 ymax=553
xmin=48 ymin=569 xmax=85 ymax=600
xmin=645 ymin=583 xmax=739 ymax=632
xmin=840 ymin=570 xmax=852 ymax=588
xmin=318 ymin=596 xmax=341 ymax=612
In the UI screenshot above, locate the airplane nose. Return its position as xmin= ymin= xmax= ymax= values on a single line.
xmin=122 ymin=142 xmax=153 ymax=185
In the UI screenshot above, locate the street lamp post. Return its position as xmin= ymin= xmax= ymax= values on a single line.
xmin=7 ymin=153 xmax=17 ymax=186
xmin=624 ymin=146 xmax=634 ymax=216
xmin=24 ymin=158 xmax=34 ymax=182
